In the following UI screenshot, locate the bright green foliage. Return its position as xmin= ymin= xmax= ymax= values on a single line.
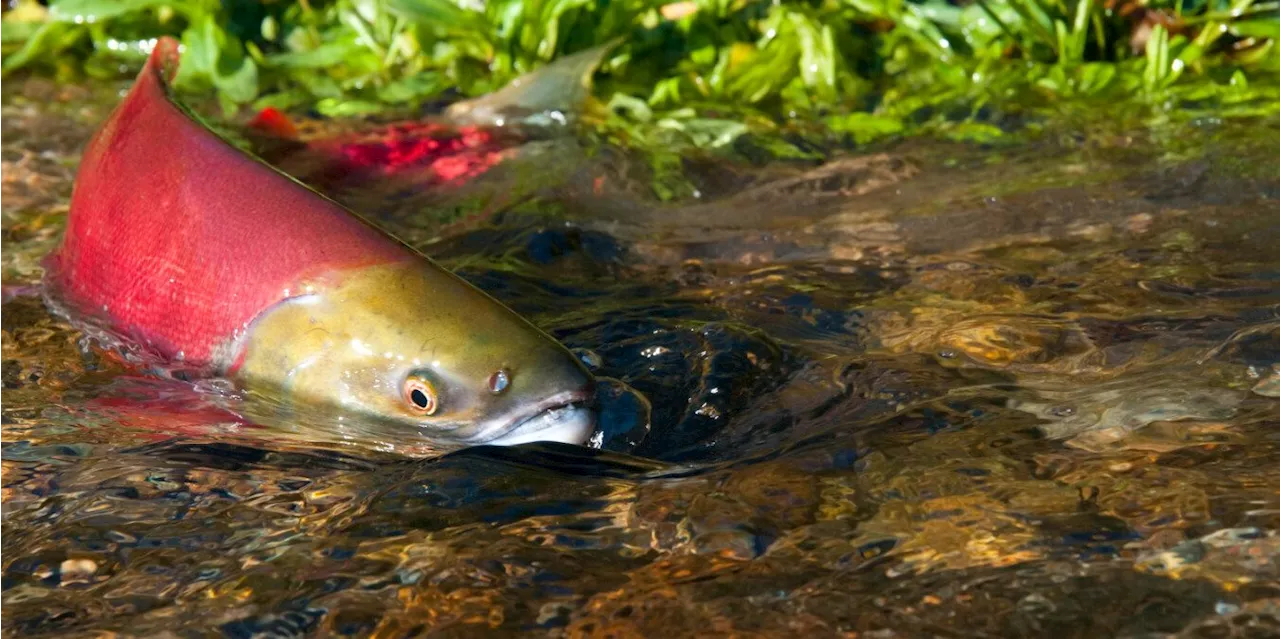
xmin=2 ymin=0 xmax=1277 ymax=153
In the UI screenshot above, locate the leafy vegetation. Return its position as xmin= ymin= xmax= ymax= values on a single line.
xmin=3 ymin=0 xmax=1278 ymax=154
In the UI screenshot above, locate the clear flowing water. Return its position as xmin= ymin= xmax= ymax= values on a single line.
xmin=3 ymin=77 xmax=1279 ymax=638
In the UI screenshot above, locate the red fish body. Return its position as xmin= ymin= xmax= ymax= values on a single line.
xmin=240 ymin=41 xmax=621 ymax=221
xmin=43 ymin=37 xmax=601 ymax=449
xmin=44 ymin=39 xmax=414 ymax=369
xmin=249 ymin=111 xmax=512 ymax=185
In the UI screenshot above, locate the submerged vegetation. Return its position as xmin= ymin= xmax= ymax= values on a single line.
xmin=2 ymin=0 xmax=1278 ymax=153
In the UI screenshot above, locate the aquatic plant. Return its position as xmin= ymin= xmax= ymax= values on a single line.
xmin=3 ymin=0 xmax=1277 ymax=151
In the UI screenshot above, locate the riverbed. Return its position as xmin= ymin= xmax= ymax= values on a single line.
xmin=3 ymin=77 xmax=1278 ymax=637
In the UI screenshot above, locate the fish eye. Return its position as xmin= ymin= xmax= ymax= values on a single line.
xmin=404 ymin=376 xmax=438 ymax=415
xmin=488 ymin=368 xmax=511 ymax=394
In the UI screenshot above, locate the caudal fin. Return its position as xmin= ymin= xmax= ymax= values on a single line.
xmin=444 ymin=39 xmax=622 ymax=129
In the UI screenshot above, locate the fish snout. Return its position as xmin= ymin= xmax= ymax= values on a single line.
xmin=475 ymin=352 xmax=597 ymax=446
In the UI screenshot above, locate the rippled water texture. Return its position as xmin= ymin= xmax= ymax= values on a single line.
xmin=4 ymin=78 xmax=1279 ymax=637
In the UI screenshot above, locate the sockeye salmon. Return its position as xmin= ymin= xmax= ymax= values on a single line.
xmin=244 ymin=42 xmax=618 ymax=212
xmin=43 ymin=37 xmax=605 ymax=448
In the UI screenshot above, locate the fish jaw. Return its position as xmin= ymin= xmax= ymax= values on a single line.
xmin=468 ymin=388 xmax=597 ymax=446
xmin=229 ymin=262 xmax=598 ymax=448
xmin=481 ymin=406 xmax=596 ymax=446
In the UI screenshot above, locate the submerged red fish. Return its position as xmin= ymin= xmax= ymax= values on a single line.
xmin=248 ymin=110 xmax=515 ymax=197
xmin=44 ymin=37 xmax=599 ymax=448
xmin=244 ymin=41 xmax=619 ymax=214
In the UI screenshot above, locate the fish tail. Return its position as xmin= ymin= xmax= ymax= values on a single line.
xmin=444 ymin=38 xmax=623 ymax=128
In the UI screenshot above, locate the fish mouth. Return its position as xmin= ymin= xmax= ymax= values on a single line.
xmin=473 ymin=388 xmax=596 ymax=446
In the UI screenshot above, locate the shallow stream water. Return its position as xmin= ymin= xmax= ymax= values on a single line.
xmin=3 ymin=78 xmax=1279 ymax=637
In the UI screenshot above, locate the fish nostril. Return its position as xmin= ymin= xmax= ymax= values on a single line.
xmin=488 ymin=368 xmax=511 ymax=394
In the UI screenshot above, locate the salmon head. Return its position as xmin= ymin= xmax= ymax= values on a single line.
xmin=230 ymin=263 xmax=598 ymax=447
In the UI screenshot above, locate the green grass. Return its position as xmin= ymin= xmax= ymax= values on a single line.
xmin=3 ymin=0 xmax=1278 ymax=160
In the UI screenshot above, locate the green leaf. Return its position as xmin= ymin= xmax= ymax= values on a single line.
xmin=377 ymin=72 xmax=445 ymax=102
xmin=268 ymin=41 xmax=358 ymax=69
xmin=1065 ymin=0 xmax=1093 ymax=62
xmin=607 ymin=92 xmax=653 ymax=122
xmin=315 ymin=97 xmax=386 ymax=117
xmin=1144 ymin=24 xmax=1170 ymax=92
xmin=177 ymin=15 xmax=219 ymax=82
xmin=656 ymin=117 xmax=748 ymax=147
xmin=1076 ymin=62 xmax=1115 ymax=94
xmin=1 ymin=18 xmax=44 ymax=45
xmin=963 ymin=1 xmax=1020 ymax=49
xmin=942 ymin=121 xmax=1005 ymax=142
xmin=389 ymin=0 xmax=487 ymax=34
xmin=1230 ymin=19 xmax=1280 ymax=39
xmin=47 ymin=0 xmax=178 ymax=23
xmin=826 ymin=112 xmax=905 ymax=144
xmin=1 ymin=20 xmax=77 ymax=75
xmin=213 ymin=55 xmax=258 ymax=105
xmin=175 ymin=14 xmax=257 ymax=111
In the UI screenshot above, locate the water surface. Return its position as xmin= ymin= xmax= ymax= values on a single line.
xmin=3 ymin=77 xmax=1279 ymax=637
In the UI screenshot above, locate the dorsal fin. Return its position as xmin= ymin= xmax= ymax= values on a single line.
xmin=48 ymin=36 xmax=413 ymax=367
